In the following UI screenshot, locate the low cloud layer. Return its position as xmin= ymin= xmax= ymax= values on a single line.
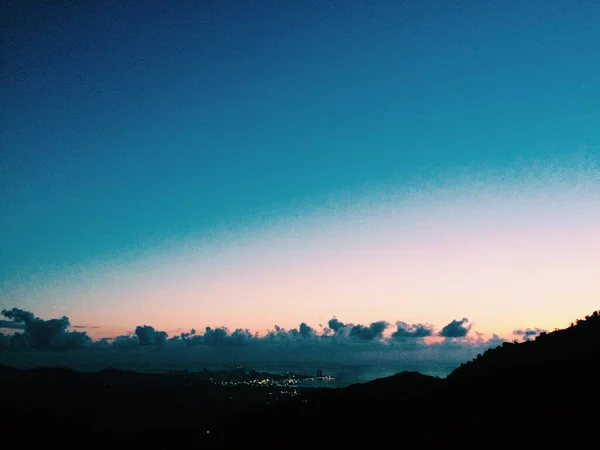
xmin=1 ymin=308 xmax=91 ymax=350
xmin=0 ymin=308 xmax=512 ymax=379
xmin=392 ymin=322 xmax=434 ymax=340
xmin=513 ymin=328 xmax=547 ymax=342
xmin=0 ymin=309 xmax=499 ymax=352
xmin=324 ymin=319 xmax=390 ymax=341
xmin=349 ymin=321 xmax=389 ymax=341
xmin=135 ymin=325 xmax=168 ymax=346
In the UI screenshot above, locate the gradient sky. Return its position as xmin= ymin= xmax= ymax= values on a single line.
xmin=2 ymin=1 xmax=599 ymax=340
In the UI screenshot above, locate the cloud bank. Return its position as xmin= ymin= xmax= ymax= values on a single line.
xmin=0 ymin=309 xmax=517 ymax=380
xmin=1 ymin=308 xmax=91 ymax=350
xmin=513 ymin=327 xmax=547 ymax=342
xmin=392 ymin=321 xmax=434 ymax=340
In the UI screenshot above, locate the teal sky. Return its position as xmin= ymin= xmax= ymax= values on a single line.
xmin=1 ymin=1 xmax=600 ymax=335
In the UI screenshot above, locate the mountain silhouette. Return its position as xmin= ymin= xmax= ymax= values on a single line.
xmin=225 ymin=310 xmax=600 ymax=446
xmin=1 ymin=310 xmax=599 ymax=448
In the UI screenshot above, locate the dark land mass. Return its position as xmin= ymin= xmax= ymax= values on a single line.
xmin=2 ymin=310 xmax=600 ymax=448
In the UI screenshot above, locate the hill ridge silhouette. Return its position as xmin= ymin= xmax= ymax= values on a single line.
xmin=1 ymin=310 xmax=599 ymax=447
xmin=226 ymin=309 xmax=600 ymax=446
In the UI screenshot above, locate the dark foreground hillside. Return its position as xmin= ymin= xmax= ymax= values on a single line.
xmin=2 ymin=311 xmax=599 ymax=448
xmin=229 ymin=311 xmax=600 ymax=447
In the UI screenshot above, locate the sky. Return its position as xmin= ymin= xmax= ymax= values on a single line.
xmin=1 ymin=0 xmax=600 ymax=371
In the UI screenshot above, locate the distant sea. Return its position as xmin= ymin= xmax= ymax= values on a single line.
xmin=237 ymin=362 xmax=456 ymax=387
xmin=0 ymin=350 xmax=460 ymax=385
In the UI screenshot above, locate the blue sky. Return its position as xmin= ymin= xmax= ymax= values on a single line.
xmin=1 ymin=1 xmax=599 ymax=336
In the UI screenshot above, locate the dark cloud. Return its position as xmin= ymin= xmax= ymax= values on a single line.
xmin=229 ymin=328 xmax=254 ymax=345
xmin=180 ymin=336 xmax=202 ymax=346
xmin=112 ymin=334 xmax=139 ymax=349
xmin=275 ymin=326 xmax=298 ymax=340
xmin=264 ymin=323 xmax=318 ymax=341
xmin=1 ymin=308 xmax=91 ymax=350
xmin=91 ymin=338 xmax=112 ymax=348
xmin=135 ymin=325 xmax=168 ymax=346
xmin=392 ymin=322 xmax=434 ymax=340
xmin=109 ymin=327 xmax=171 ymax=349
xmin=299 ymin=322 xmax=316 ymax=339
xmin=177 ymin=326 xmax=254 ymax=346
xmin=513 ymin=328 xmax=546 ymax=342
xmin=439 ymin=318 xmax=471 ymax=338
xmin=202 ymin=326 xmax=229 ymax=345
xmin=328 ymin=317 xmax=346 ymax=333
xmin=265 ymin=320 xmax=387 ymax=342
xmin=2 ymin=308 xmax=34 ymax=323
xmin=349 ymin=321 xmax=389 ymax=341
xmin=0 ymin=319 xmax=26 ymax=330
xmin=326 ymin=318 xmax=391 ymax=341
xmin=180 ymin=328 xmax=196 ymax=341
xmin=73 ymin=325 xmax=100 ymax=329
xmin=266 ymin=325 xmax=290 ymax=341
